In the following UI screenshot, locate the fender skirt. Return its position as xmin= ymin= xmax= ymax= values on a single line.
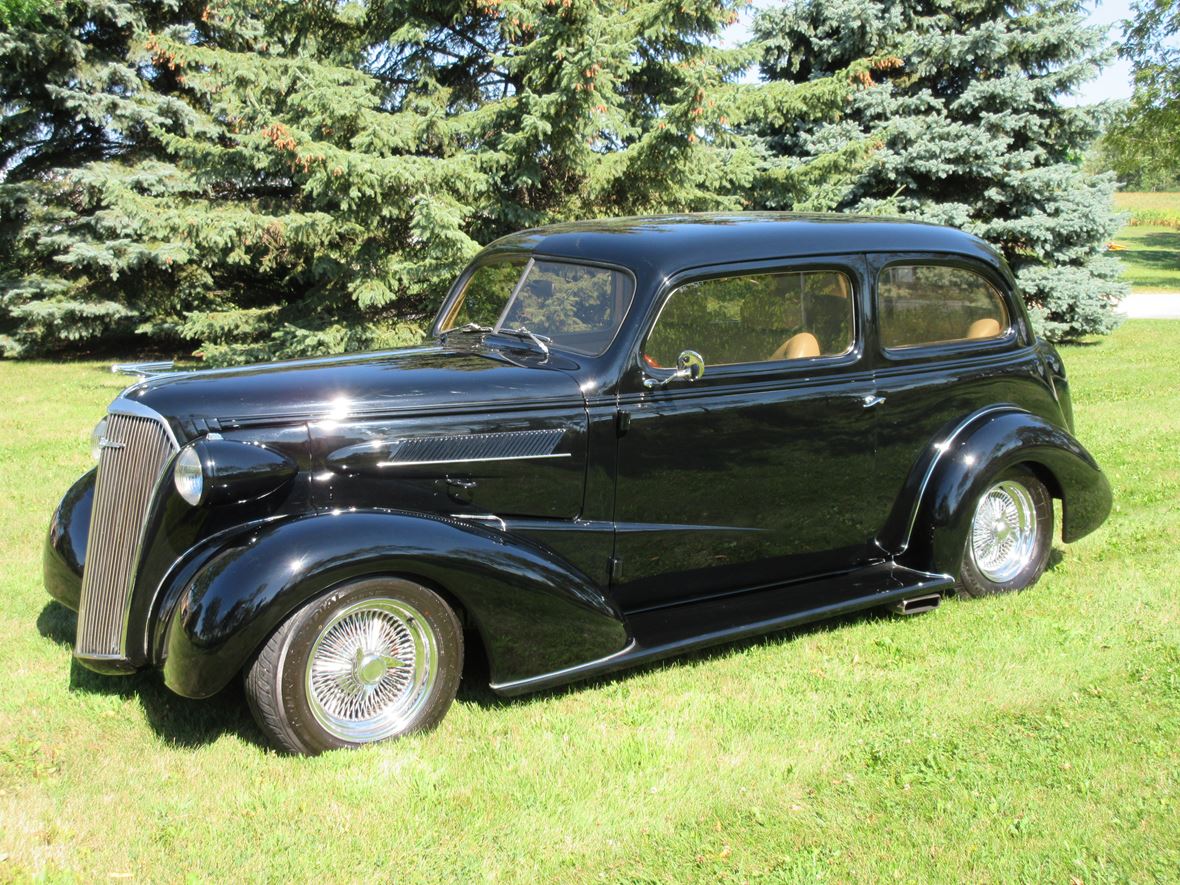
xmin=893 ymin=409 xmax=1112 ymax=575
xmin=161 ymin=510 xmax=628 ymax=699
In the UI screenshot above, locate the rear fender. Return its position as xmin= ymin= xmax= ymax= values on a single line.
xmin=160 ymin=510 xmax=628 ymax=698
xmin=886 ymin=408 xmax=1111 ymax=575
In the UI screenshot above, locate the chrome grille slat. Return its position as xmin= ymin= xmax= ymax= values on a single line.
xmin=75 ymin=410 xmax=178 ymax=659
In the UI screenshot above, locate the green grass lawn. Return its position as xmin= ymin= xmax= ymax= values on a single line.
xmin=1111 ymin=225 xmax=1180 ymax=293
xmin=2 ymin=324 xmax=1179 ymax=881
xmin=1111 ymin=193 xmax=1180 ymax=292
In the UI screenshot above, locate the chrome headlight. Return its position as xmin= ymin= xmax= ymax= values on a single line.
xmin=173 ymin=445 xmax=204 ymax=506
xmin=90 ymin=417 xmax=108 ymax=462
xmin=172 ymin=438 xmax=296 ymax=507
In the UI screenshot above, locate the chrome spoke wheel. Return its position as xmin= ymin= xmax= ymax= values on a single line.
xmin=304 ymin=598 xmax=438 ymax=743
xmin=969 ymin=479 xmax=1038 ymax=584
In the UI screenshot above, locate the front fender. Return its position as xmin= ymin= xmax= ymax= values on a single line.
xmin=899 ymin=409 xmax=1111 ymax=575
xmin=43 ymin=468 xmax=96 ymax=612
xmin=161 ymin=510 xmax=628 ymax=698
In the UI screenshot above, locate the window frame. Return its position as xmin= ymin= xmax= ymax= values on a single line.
xmin=631 ymin=256 xmax=867 ymax=385
xmin=871 ymin=255 xmax=1021 ymax=363
xmin=431 ymin=252 xmax=639 ymax=358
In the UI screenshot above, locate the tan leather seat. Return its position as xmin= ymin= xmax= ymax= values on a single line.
xmin=967 ymin=318 xmax=1002 ymax=339
xmin=771 ymin=331 xmax=821 ymax=361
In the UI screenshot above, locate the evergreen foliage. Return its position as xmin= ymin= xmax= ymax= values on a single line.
xmin=0 ymin=0 xmax=867 ymax=362
xmin=0 ymin=0 xmax=1127 ymax=360
xmin=754 ymin=0 xmax=1126 ymax=340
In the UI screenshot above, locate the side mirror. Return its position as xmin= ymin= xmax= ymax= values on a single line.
xmin=644 ymin=350 xmax=705 ymax=389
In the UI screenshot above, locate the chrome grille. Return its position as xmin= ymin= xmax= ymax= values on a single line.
xmin=75 ymin=409 xmax=178 ymax=660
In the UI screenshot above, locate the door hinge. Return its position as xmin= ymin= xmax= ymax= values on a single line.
xmin=615 ymin=409 xmax=631 ymax=436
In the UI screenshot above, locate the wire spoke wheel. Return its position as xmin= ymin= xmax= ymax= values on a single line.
xmin=969 ymin=479 xmax=1038 ymax=584
xmin=304 ymin=598 xmax=438 ymax=743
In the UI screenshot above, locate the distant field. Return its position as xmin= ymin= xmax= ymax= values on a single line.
xmin=1114 ymin=191 xmax=1180 ymax=228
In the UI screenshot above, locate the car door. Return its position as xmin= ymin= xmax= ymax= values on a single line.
xmin=610 ymin=256 xmax=882 ymax=614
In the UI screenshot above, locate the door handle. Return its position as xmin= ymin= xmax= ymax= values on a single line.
xmin=861 ymin=394 xmax=886 ymax=409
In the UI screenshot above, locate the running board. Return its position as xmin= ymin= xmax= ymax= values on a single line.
xmin=491 ymin=563 xmax=953 ymax=695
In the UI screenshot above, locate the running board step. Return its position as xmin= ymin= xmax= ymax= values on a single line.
xmin=492 ymin=563 xmax=954 ymax=695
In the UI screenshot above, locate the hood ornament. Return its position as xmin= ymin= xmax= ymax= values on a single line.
xmin=110 ymin=361 xmax=175 ymax=379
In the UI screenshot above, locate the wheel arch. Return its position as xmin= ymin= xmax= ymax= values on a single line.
xmin=884 ymin=407 xmax=1111 ymax=575
xmin=158 ymin=510 xmax=629 ymax=699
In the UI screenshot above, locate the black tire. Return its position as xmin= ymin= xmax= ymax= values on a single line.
xmin=958 ymin=467 xmax=1053 ymax=598
xmin=244 ymin=577 xmax=463 ymax=755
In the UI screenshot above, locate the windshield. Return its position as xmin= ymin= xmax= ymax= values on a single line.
xmin=438 ymin=257 xmax=635 ymax=356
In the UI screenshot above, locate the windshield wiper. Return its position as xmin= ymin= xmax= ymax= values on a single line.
xmin=496 ymin=325 xmax=551 ymax=357
xmin=439 ymin=322 xmax=493 ymax=341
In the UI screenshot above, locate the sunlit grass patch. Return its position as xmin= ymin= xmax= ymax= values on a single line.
xmin=0 ymin=323 xmax=1178 ymax=881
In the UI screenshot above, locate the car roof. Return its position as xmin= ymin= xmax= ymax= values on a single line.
xmin=483 ymin=212 xmax=1005 ymax=277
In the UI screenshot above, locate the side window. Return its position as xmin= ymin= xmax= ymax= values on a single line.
xmin=877 ymin=264 xmax=1010 ymax=350
xmin=643 ymin=269 xmax=855 ymax=368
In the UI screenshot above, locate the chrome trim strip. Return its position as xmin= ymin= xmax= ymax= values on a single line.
xmin=109 ymin=398 xmax=181 ymax=449
xmin=110 ymin=361 xmax=175 ymax=378
xmin=378 ymin=452 xmax=571 ymax=468
xmin=222 ymin=394 xmax=585 ymax=426
xmin=452 ymin=514 xmax=508 ymax=531
xmin=73 ymin=652 xmax=132 ymax=661
xmin=889 ymin=404 xmax=1025 ymax=555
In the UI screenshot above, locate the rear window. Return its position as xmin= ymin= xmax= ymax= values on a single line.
xmin=877 ymin=265 xmax=1009 ymax=349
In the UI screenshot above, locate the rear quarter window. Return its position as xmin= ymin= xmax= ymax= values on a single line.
xmin=877 ymin=264 xmax=1010 ymax=350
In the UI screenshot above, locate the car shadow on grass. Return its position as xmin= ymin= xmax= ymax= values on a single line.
xmin=37 ymin=601 xmax=268 ymax=750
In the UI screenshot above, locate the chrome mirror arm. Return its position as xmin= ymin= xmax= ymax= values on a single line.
xmin=642 ymin=350 xmax=705 ymax=390
xmin=643 ymin=367 xmax=693 ymax=389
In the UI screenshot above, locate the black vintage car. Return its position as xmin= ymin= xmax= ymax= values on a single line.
xmin=44 ymin=213 xmax=1111 ymax=754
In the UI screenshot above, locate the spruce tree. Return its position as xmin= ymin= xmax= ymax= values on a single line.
xmin=2 ymin=0 xmax=871 ymax=362
xmin=754 ymin=0 xmax=1126 ymax=340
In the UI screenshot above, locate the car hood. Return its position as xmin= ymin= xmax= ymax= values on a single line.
xmin=120 ymin=345 xmax=585 ymax=436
